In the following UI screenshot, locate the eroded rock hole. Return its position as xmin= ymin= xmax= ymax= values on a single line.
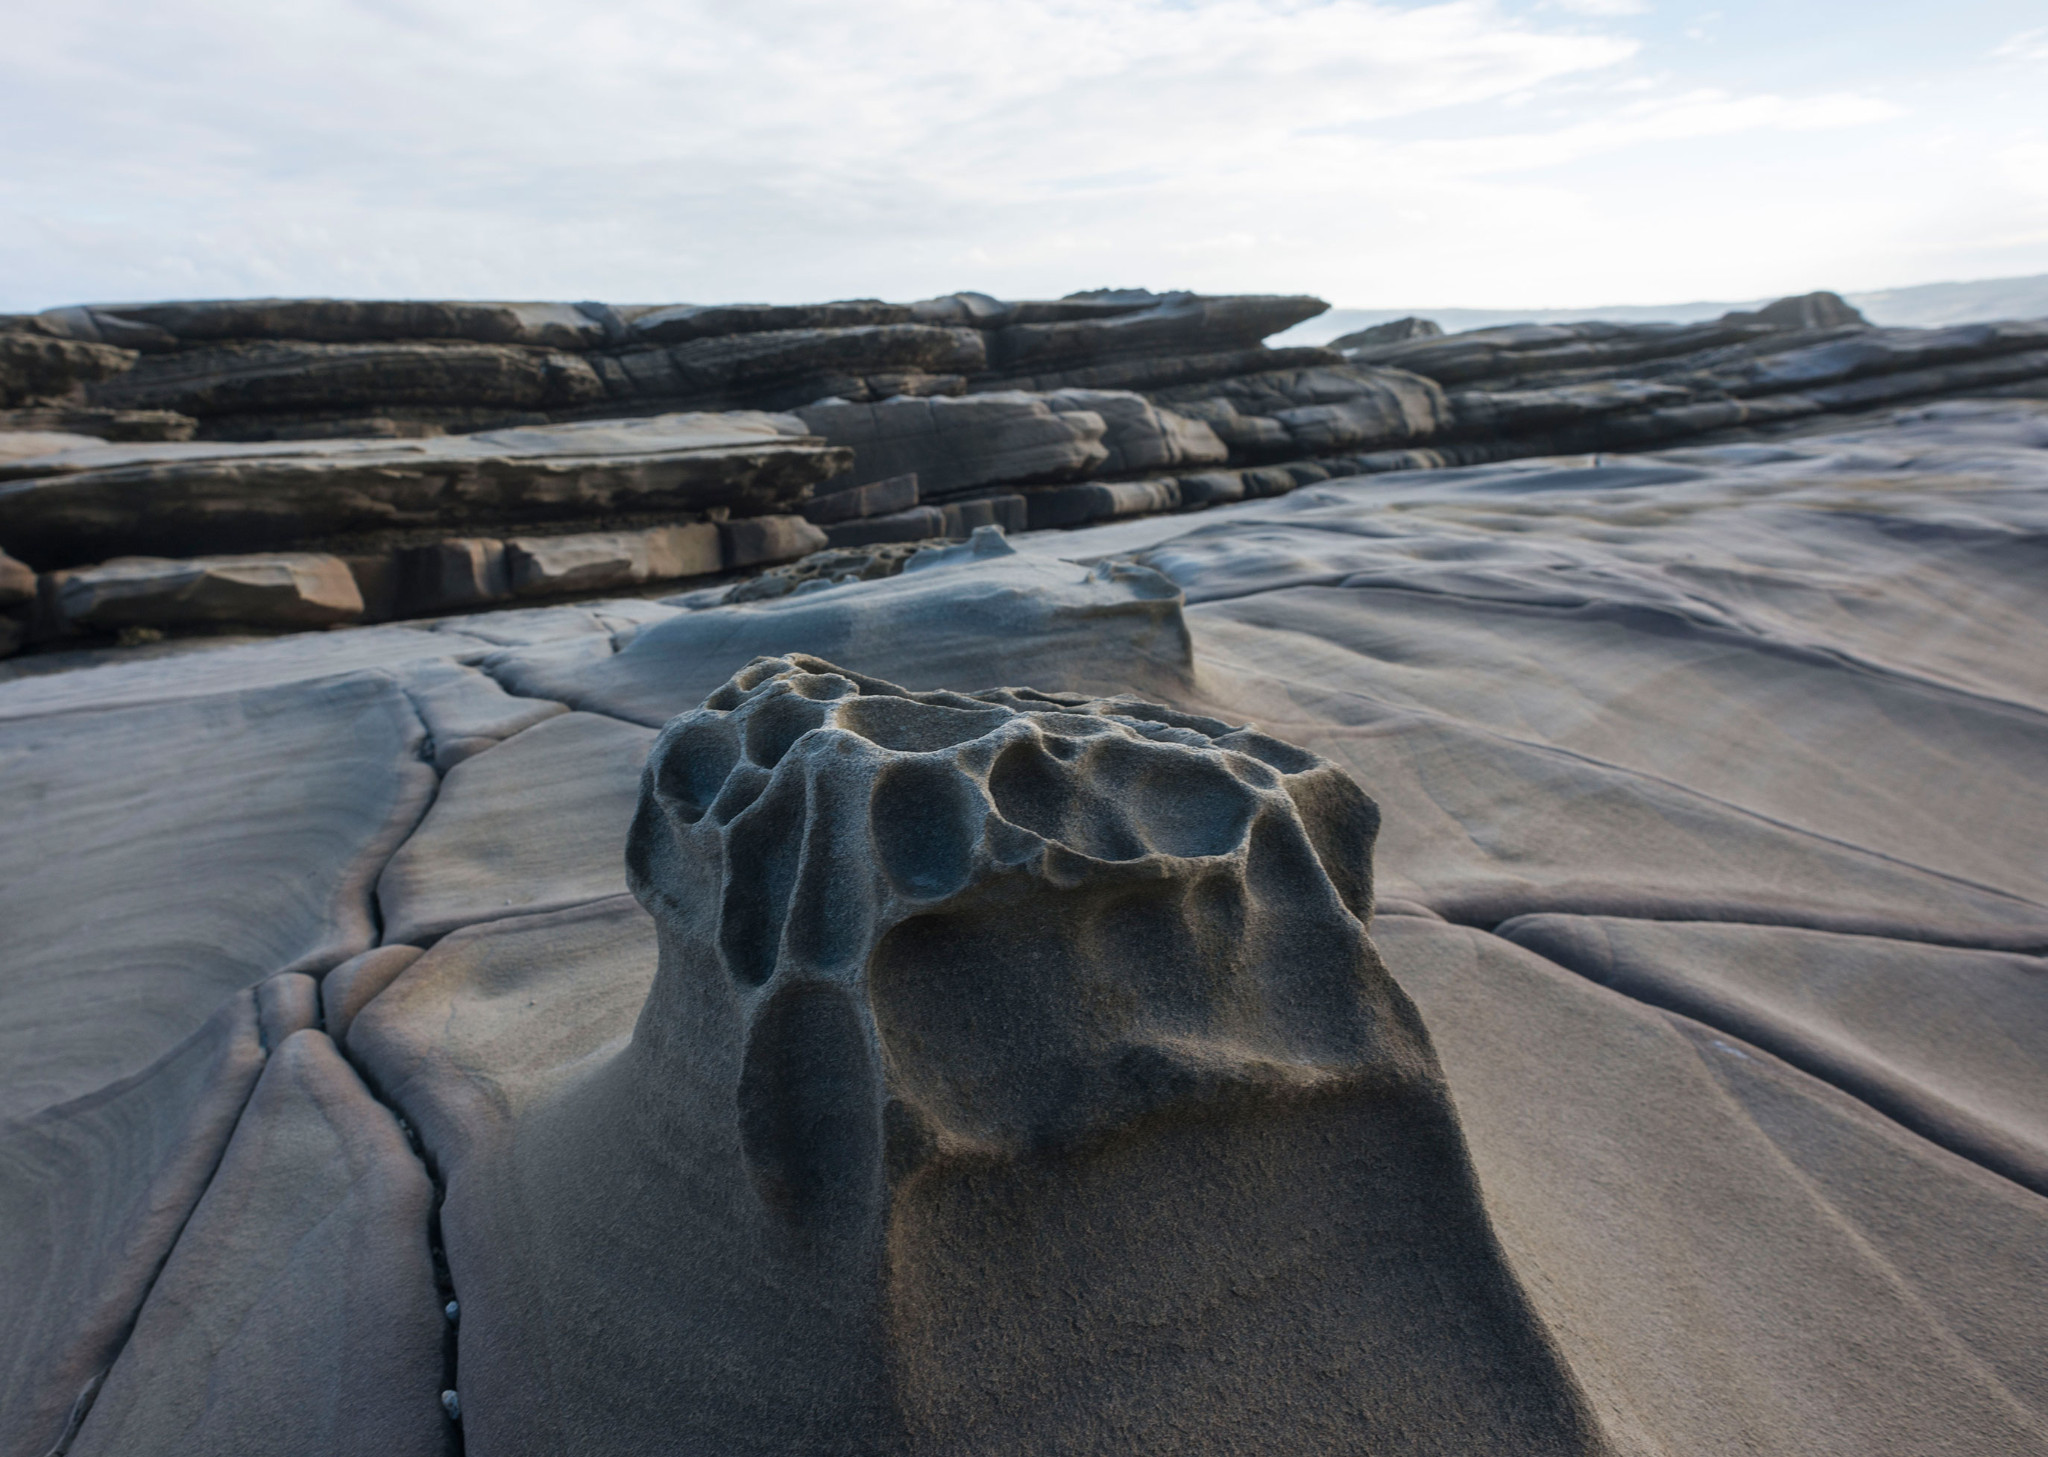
xmin=872 ymin=758 xmax=980 ymax=899
xmin=737 ymin=983 xmax=879 ymax=1221
xmin=719 ymin=776 xmax=807 ymax=987
xmin=836 ymin=695 xmax=1013 ymax=754
xmin=987 ymin=737 xmax=1145 ymax=861
xmin=744 ymin=691 xmax=828 ymax=769
xmin=654 ymin=718 xmax=740 ymax=824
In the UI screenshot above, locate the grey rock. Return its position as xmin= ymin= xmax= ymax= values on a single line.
xmin=0 ymin=334 xmax=137 ymax=408
xmin=352 ymin=653 xmax=1605 ymax=1456
xmin=390 ymin=658 xmax=567 ymax=771
xmin=939 ymin=495 xmax=1028 ymax=537
xmin=723 ymin=513 xmax=829 ymax=569
xmin=376 ymin=711 xmax=656 ymax=945
xmin=0 ymin=548 xmax=33 ymax=607
xmin=982 ymin=292 xmax=1328 ymax=375
xmin=0 ymin=406 xmax=197 ymax=441
xmin=506 ymin=522 xmax=722 ymax=597
xmin=1345 ymin=319 xmax=1779 ymax=386
xmin=1328 ymin=316 xmax=1444 ymax=350
xmin=1240 ymin=466 xmax=1299 ymax=498
xmin=823 ymin=505 xmax=949 ymax=548
xmin=1497 ymin=916 xmax=2048 ymax=1195
xmin=69 ymin=1029 xmax=446 ymax=1457
xmin=724 ymin=540 xmax=946 ymax=603
xmin=1024 ymin=477 xmax=1181 ymax=529
xmin=1045 ymin=388 xmax=1228 ymax=473
xmin=0 ymin=429 xmax=109 ymax=464
xmin=396 ymin=537 xmax=511 ymax=615
xmin=84 ymin=297 xmax=612 ymax=349
xmin=801 ymin=473 xmax=920 ymax=525
xmin=1723 ymin=290 xmax=1870 ymax=330
xmin=321 ymin=945 xmax=426 ymax=1044
xmin=591 ymin=326 xmax=986 ymax=412
xmin=0 ymin=412 xmax=845 ymax=568
xmin=973 ymin=344 xmax=1343 ymax=396
xmin=0 ymin=990 xmax=270 ymax=1457
xmin=0 ymin=672 xmax=434 ymax=1117
xmin=1154 ymin=365 xmax=1448 ymax=459
xmin=89 ymin=340 xmax=605 ymax=418
xmin=629 ymin=300 xmax=916 ymax=344
xmin=797 ymin=392 xmax=1110 ymax=499
xmin=491 ymin=530 xmax=1194 ymax=723
xmin=51 ymin=552 xmax=365 ymax=631
xmin=1176 ymin=470 xmax=1248 ymax=507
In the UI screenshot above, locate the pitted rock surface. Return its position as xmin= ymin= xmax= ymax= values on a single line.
xmin=629 ymin=655 xmax=1398 ymax=1167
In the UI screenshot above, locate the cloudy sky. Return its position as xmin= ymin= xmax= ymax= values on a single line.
xmin=2 ymin=0 xmax=2043 ymax=311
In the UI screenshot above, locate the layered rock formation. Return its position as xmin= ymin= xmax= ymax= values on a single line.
xmin=8 ymin=285 xmax=2048 ymax=650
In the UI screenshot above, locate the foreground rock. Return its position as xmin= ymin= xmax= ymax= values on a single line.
xmin=354 ymin=654 xmax=1609 ymax=1456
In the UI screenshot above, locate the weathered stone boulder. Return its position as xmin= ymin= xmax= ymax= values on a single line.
xmin=0 ymin=548 xmax=36 ymax=607
xmin=0 ymin=407 xmax=196 ymax=441
xmin=1155 ymin=365 xmax=1448 ymax=458
xmin=77 ymin=298 xmax=614 ymax=349
xmin=1723 ymin=291 xmax=1869 ymax=331
xmin=801 ymin=473 xmax=921 ymax=525
xmin=824 ymin=505 xmax=949 ymax=548
xmin=981 ymin=291 xmax=1328 ymax=376
xmin=87 ymin=340 xmax=605 ymax=418
xmin=506 ymin=523 xmax=723 ymax=596
xmin=628 ymin=300 xmax=917 ymax=343
xmin=0 ymin=332 xmax=138 ymax=408
xmin=1045 ymin=388 xmax=1228 ymax=473
xmin=395 ymin=538 xmax=512 ymax=615
xmin=722 ymin=513 xmax=828 ymax=569
xmin=0 ymin=412 xmax=845 ymax=568
xmin=1328 ymin=316 xmax=1444 ymax=350
xmin=351 ymin=653 xmax=1607 ymax=1456
xmin=50 ymin=553 xmax=365 ymax=631
xmin=589 ymin=326 xmax=987 ymax=412
xmin=798 ymin=392 xmax=1111 ymax=499
xmin=1025 ymin=476 xmax=1183 ymax=529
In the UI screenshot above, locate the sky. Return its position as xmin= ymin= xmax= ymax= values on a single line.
xmin=2 ymin=0 xmax=2044 ymax=312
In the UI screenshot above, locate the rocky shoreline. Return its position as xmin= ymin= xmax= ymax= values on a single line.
xmin=5 ymin=285 xmax=2046 ymax=652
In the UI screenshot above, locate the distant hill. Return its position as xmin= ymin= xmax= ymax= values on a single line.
xmin=1275 ymin=272 xmax=2048 ymax=346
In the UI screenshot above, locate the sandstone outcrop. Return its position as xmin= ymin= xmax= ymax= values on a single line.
xmin=0 ymin=412 xmax=845 ymax=568
xmin=49 ymin=552 xmax=365 ymax=631
xmin=351 ymin=654 xmax=1611 ymax=1456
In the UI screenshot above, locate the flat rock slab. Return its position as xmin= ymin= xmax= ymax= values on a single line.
xmin=377 ymin=711 xmax=655 ymax=946
xmin=490 ymin=531 xmax=1193 ymax=726
xmin=0 ymin=980 xmax=314 ymax=1457
xmin=1375 ymin=915 xmax=2048 ymax=1456
xmin=70 ymin=1029 xmax=446 ymax=1457
xmin=1496 ymin=915 xmax=2048 ymax=1194
xmin=0 ymin=411 xmax=847 ymax=566
xmin=0 ymin=672 xmax=435 ymax=1119
xmin=52 ymin=551 xmax=364 ymax=630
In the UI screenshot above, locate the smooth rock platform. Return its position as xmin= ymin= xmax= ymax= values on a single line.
xmin=0 ymin=322 xmax=2043 ymax=1455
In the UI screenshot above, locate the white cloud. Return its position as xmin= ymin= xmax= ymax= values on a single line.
xmin=0 ymin=0 xmax=2033 ymax=311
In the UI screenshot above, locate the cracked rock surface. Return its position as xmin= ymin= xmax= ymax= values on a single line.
xmin=0 ymin=397 xmax=2044 ymax=1456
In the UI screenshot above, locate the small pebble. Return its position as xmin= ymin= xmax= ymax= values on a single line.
xmin=444 ymin=1299 xmax=460 ymax=1324
xmin=441 ymin=1390 xmax=462 ymax=1423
